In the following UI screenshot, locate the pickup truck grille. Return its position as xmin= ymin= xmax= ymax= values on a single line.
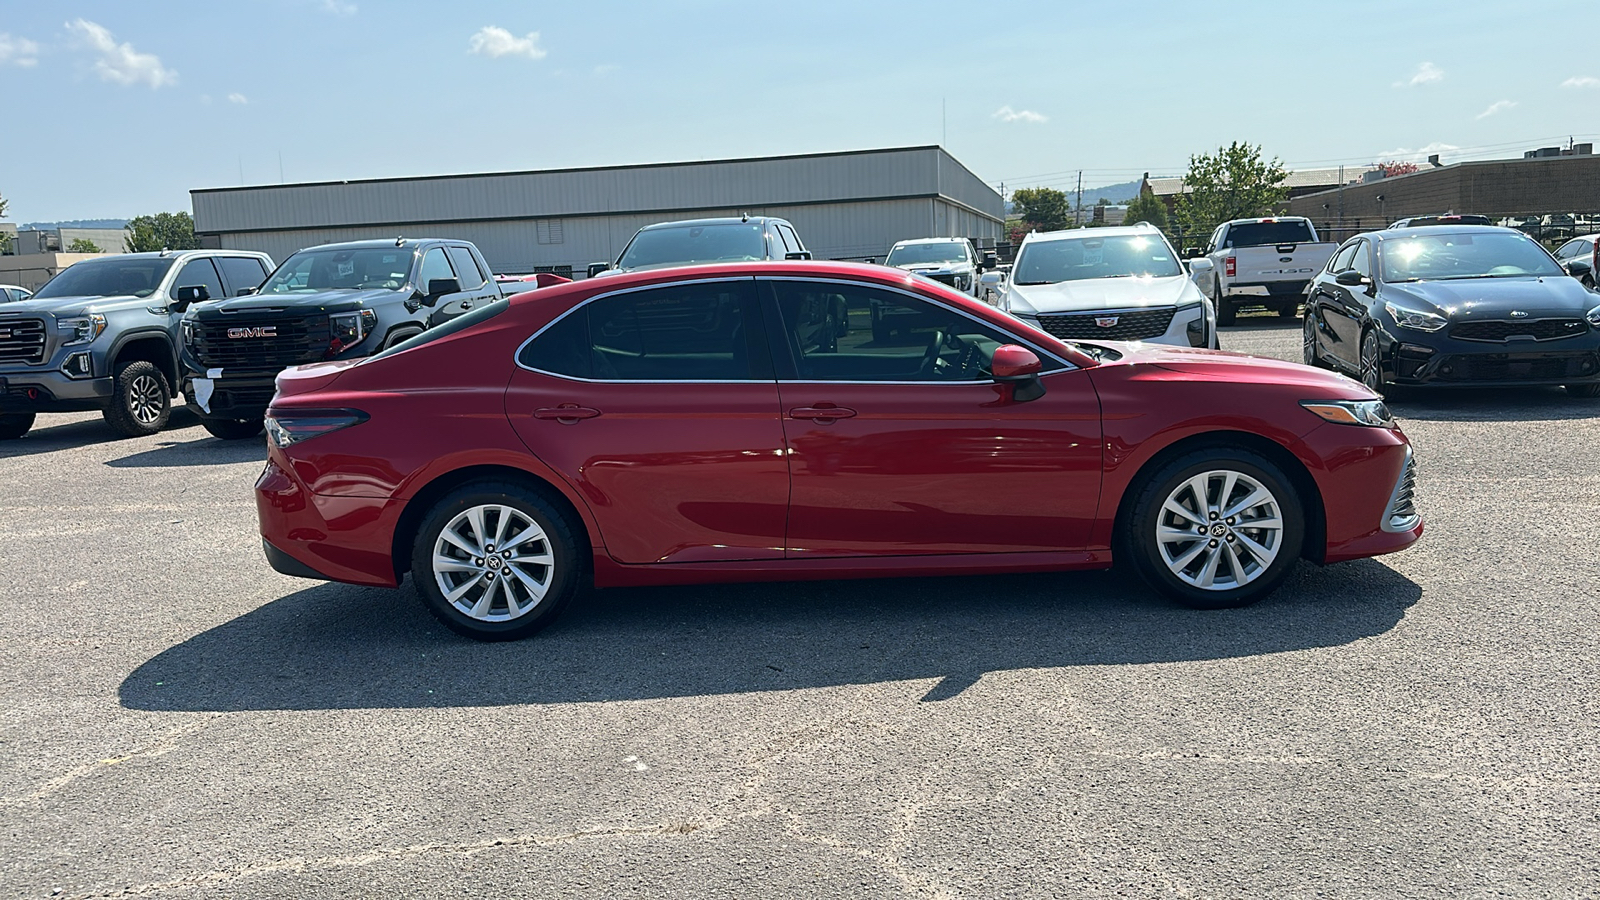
xmin=1450 ymin=318 xmax=1587 ymax=342
xmin=0 ymin=318 xmax=47 ymax=365
xmin=193 ymin=315 xmax=328 ymax=368
xmin=1034 ymin=308 xmax=1176 ymax=342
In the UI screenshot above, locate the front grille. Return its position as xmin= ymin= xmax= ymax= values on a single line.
xmin=0 ymin=318 xmax=47 ymax=365
xmin=926 ymin=273 xmax=959 ymax=287
xmin=1434 ymin=351 xmax=1600 ymax=382
xmin=1384 ymin=451 xmax=1419 ymax=532
xmin=1450 ymin=318 xmax=1587 ymax=342
xmin=193 ymin=315 xmax=328 ymax=368
xmin=1035 ymin=308 xmax=1177 ymax=341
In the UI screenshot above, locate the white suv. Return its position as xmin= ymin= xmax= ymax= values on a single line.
xmin=998 ymin=224 xmax=1217 ymax=348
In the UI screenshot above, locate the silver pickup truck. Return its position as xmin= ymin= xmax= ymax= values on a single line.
xmin=1189 ymin=217 xmax=1338 ymax=324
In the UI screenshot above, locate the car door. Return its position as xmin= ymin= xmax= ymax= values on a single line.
xmin=1322 ymin=240 xmax=1373 ymax=371
xmin=1307 ymin=241 xmax=1358 ymax=366
xmin=764 ymin=277 xmax=1103 ymax=557
xmin=505 ymin=276 xmax=790 ymax=564
xmin=415 ymin=246 xmax=472 ymax=328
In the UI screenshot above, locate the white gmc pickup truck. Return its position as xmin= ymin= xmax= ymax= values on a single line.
xmin=1188 ymin=217 xmax=1338 ymax=324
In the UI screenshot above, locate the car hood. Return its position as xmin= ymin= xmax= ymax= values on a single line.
xmin=0 ymin=293 xmax=151 ymax=317
xmin=189 ymin=287 xmax=401 ymax=317
xmin=1092 ymin=341 xmax=1373 ymax=397
xmin=894 ymin=262 xmax=975 ymax=276
xmin=1007 ymin=276 xmax=1200 ymax=314
xmin=1383 ymin=276 xmax=1597 ymax=318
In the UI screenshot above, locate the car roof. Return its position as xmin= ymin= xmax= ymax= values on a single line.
xmin=66 ymin=249 xmax=266 ymax=262
xmin=297 ymin=239 xmax=458 ymax=251
xmin=1225 ymin=216 xmax=1311 ymax=225
xmin=1369 ymin=224 xmax=1526 ymax=241
xmin=637 ymin=217 xmax=786 ymax=231
xmin=891 ymin=237 xmax=970 ymax=245
xmin=1019 ymin=223 xmax=1166 ymax=245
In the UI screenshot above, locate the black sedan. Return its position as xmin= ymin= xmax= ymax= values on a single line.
xmin=1302 ymin=226 xmax=1600 ymax=398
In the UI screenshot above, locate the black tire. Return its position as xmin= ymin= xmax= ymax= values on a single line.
xmin=0 ymin=412 xmax=35 ymax=440
xmin=102 ymin=360 xmax=170 ymax=437
xmin=409 ymin=480 xmax=585 ymax=641
xmin=1120 ymin=446 xmax=1305 ymax=610
xmin=1359 ymin=328 xmax=1388 ymax=397
xmin=1566 ymin=383 xmax=1600 ymax=398
xmin=1214 ymin=283 xmax=1236 ymax=326
xmin=201 ymin=417 xmax=264 ymax=440
xmin=1277 ymin=301 xmax=1299 ymax=319
xmin=1301 ymin=314 xmax=1325 ymax=368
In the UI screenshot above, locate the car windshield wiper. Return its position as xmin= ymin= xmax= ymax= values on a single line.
xmin=1012 ymin=280 xmax=1056 ymax=285
xmin=1434 ymin=273 xmax=1530 ymax=280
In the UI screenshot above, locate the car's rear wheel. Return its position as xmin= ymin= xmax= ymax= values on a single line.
xmin=0 ymin=412 xmax=35 ymax=440
xmin=1214 ymin=282 xmax=1236 ymax=326
xmin=410 ymin=481 xmax=584 ymax=641
xmin=201 ymin=417 xmax=264 ymax=440
xmin=1302 ymin=314 xmax=1324 ymax=368
xmin=1566 ymin=383 xmax=1600 ymax=398
xmin=102 ymin=360 xmax=170 ymax=437
xmin=1122 ymin=447 xmax=1304 ymax=610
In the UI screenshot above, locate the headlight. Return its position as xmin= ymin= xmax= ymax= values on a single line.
xmin=328 ymin=309 xmax=377 ymax=351
xmin=1586 ymin=305 xmax=1600 ymax=327
xmin=1383 ymin=302 xmax=1447 ymax=332
xmin=1300 ymin=399 xmax=1396 ymax=427
xmin=59 ymin=314 xmax=106 ymax=346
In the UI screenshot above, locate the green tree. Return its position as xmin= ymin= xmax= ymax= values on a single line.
xmin=1010 ymin=187 xmax=1071 ymax=232
xmin=1173 ymin=142 xmax=1289 ymax=234
xmin=66 ymin=237 xmax=102 ymax=253
xmin=1124 ymin=191 xmax=1170 ymax=232
xmin=0 ymin=190 xmax=10 ymax=255
xmin=125 ymin=212 xmax=200 ymax=253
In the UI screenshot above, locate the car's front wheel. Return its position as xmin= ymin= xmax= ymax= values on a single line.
xmin=409 ymin=481 xmax=584 ymax=641
xmin=102 ymin=360 xmax=170 ymax=437
xmin=1302 ymin=314 xmax=1324 ymax=368
xmin=0 ymin=412 xmax=35 ymax=440
xmin=201 ymin=417 xmax=264 ymax=440
xmin=1359 ymin=329 xmax=1388 ymax=396
xmin=1122 ymin=447 xmax=1304 ymax=610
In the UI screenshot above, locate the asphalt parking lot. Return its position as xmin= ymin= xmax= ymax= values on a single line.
xmin=3 ymin=316 xmax=1597 ymax=899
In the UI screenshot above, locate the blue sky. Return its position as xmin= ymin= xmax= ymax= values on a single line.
xmin=2 ymin=0 xmax=1597 ymax=222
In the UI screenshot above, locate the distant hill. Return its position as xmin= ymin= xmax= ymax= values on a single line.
xmin=19 ymin=219 xmax=129 ymax=230
xmin=1081 ymin=179 xmax=1142 ymax=204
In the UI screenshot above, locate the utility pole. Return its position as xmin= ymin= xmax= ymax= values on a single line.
xmin=1075 ymin=170 xmax=1084 ymax=226
xmin=1337 ymin=164 xmax=1345 ymax=235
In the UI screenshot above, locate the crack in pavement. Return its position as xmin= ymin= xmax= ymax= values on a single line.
xmin=1 ymin=716 xmax=221 ymax=806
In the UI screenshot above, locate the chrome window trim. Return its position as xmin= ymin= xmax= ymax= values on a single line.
xmin=514 ymin=273 xmax=1082 ymax=385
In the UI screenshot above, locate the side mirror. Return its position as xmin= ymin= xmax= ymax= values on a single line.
xmin=172 ymin=284 xmax=210 ymax=312
xmin=587 ymin=262 xmax=611 ymax=278
xmin=426 ymin=277 xmax=460 ymax=297
xmin=784 ymin=250 xmax=813 ymax=261
xmin=1335 ymin=270 xmax=1370 ymax=287
xmin=235 ymin=286 xmax=258 ymax=296
xmin=864 ymin=257 xmax=876 ymax=265
xmin=1187 ymin=258 xmax=1214 ymax=273
xmin=990 ymin=344 xmax=1046 ymax=402
xmin=979 ymin=272 xmax=1003 ymax=285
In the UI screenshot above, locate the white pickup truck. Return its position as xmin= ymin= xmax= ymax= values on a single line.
xmin=1187 ymin=217 xmax=1338 ymax=324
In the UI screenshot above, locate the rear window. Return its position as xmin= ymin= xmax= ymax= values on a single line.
xmin=1224 ymin=221 xmax=1316 ymax=247
xmin=367 ymin=297 xmax=509 ymax=362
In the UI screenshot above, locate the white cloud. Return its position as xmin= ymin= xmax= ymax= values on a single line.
xmin=1561 ymin=76 xmax=1600 ymax=89
xmin=1475 ymin=99 xmax=1517 ymax=120
xmin=0 ymin=33 xmax=40 ymax=67
xmin=321 ymin=0 xmax=357 ymax=15
xmin=1376 ymin=142 xmax=1461 ymax=164
xmin=65 ymin=19 xmax=177 ymax=88
xmin=227 ymin=92 xmax=248 ymax=105
xmin=1394 ymin=62 xmax=1443 ymax=88
xmin=468 ymin=26 xmax=546 ymax=60
xmin=993 ymin=105 xmax=1047 ymax=124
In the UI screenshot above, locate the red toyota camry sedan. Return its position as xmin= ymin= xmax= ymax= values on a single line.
xmin=256 ymin=261 xmax=1421 ymax=641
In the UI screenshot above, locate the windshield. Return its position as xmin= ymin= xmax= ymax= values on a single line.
xmin=1380 ymin=232 xmax=1565 ymax=282
xmin=617 ymin=223 xmax=767 ymax=268
xmin=261 ymin=247 xmax=414 ymax=294
xmin=1012 ymin=234 xmax=1182 ymax=284
xmin=885 ymin=241 xmax=970 ymax=267
xmin=33 ymin=257 xmax=175 ymax=299
xmin=1224 ymin=221 xmax=1316 ymax=247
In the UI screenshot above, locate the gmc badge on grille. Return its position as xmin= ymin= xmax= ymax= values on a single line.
xmin=227 ymin=326 xmax=278 ymax=339
xmin=1095 ymin=317 xmax=1119 ymax=328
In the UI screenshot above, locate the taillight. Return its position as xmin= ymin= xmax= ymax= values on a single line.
xmin=264 ymin=408 xmax=369 ymax=448
xmin=1225 ymin=256 xmax=1237 ymax=277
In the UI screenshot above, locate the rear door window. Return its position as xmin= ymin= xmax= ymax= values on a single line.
xmin=216 ymin=256 xmax=269 ymax=296
xmin=520 ymin=279 xmax=764 ymax=381
xmin=445 ymin=246 xmax=487 ymax=290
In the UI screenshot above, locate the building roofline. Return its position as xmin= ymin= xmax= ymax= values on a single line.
xmin=191 ymin=145 xmax=957 ymax=196
xmin=1290 ymin=152 xmax=1600 ymax=202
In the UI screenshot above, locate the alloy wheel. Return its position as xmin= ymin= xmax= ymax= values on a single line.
xmin=1360 ymin=331 xmax=1383 ymax=394
xmin=1302 ymin=315 xmax=1318 ymax=366
xmin=1155 ymin=469 xmax=1283 ymax=591
xmin=432 ymin=504 xmax=555 ymax=623
xmin=128 ymin=374 xmax=166 ymax=425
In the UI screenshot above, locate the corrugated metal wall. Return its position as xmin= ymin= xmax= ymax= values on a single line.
xmin=195 ymin=146 xmax=1004 ymax=274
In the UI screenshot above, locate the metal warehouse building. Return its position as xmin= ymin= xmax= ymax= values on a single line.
xmin=190 ymin=146 xmax=1003 ymax=276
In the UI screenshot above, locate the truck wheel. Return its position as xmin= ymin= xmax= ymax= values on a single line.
xmin=1215 ymin=291 xmax=1237 ymax=326
xmin=1566 ymin=383 xmax=1600 ymax=398
xmin=201 ymin=417 xmax=265 ymax=440
xmin=102 ymin=360 xmax=171 ymax=437
xmin=0 ymin=412 xmax=35 ymax=440
xmin=1277 ymin=302 xmax=1299 ymax=318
